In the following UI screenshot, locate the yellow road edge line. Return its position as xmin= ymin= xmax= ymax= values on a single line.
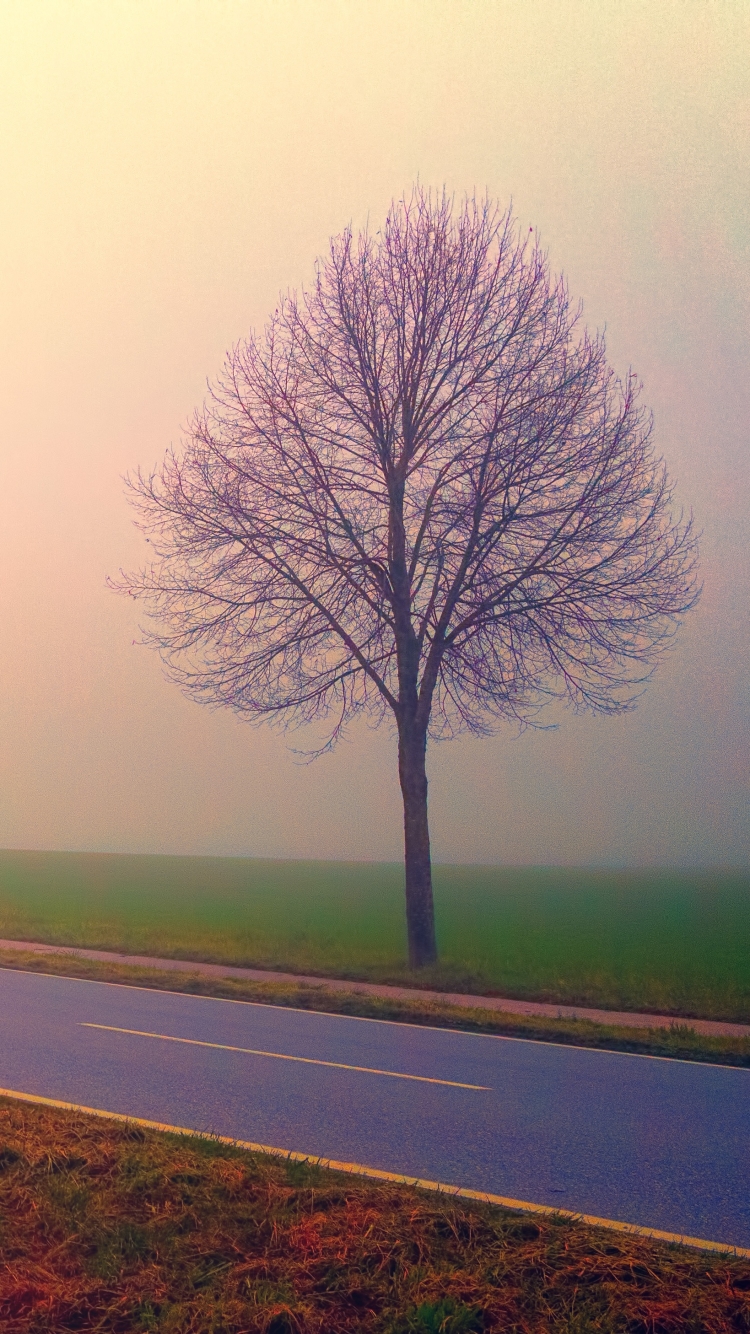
xmin=1 ymin=1085 xmax=748 ymax=1260
xmin=80 ymin=1022 xmax=490 ymax=1090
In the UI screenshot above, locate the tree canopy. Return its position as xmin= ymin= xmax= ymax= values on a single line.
xmin=117 ymin=189 xmax=699 ymax=966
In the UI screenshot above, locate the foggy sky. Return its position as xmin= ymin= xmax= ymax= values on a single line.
xmin=0 ymin=1 xmax=747 ymax=867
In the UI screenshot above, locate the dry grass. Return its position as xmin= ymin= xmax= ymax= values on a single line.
xmin=1 ymin=1095 xmax=749 ymax=1333
xmin=2 ymin=950 xmax=750 ymax=1069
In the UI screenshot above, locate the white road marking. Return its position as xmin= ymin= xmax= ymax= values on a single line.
xmin=80 ymin=1022 xmax=491 ymax=1089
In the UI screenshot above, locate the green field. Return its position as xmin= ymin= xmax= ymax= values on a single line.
xmin=0 ymin=850 xmax=748 ymax=1021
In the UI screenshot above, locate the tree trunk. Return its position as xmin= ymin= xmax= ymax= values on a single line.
xmin=398 ymin=722 xmax=437 ymax=968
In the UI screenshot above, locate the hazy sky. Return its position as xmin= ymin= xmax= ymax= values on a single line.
xmin=0 ymin=1 xmax=747 ymax=867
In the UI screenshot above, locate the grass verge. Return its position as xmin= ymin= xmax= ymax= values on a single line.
xmin=2 ymin=949 xmax=749 ymax=1068
xmin=1 ymin=1093 xmax=749 ymax=1333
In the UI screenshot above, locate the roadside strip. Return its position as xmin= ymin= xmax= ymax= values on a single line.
xmin=2 ymin=937 xmax=748 ymax=1037
xmin=2 ymin=950 xmax=749 ymax=1066
xmin=1 ymin=1084 xmax=748 ymax=1260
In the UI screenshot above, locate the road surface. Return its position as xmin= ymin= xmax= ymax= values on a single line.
xmin=1 ymin=967 xmax=748 ymax=1250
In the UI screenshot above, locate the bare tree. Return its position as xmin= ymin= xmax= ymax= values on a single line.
xmin=115 ymin=188 xmax=699 ymax=968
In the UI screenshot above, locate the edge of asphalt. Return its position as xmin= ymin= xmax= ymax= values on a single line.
xmin=1 ymin=937 xmax=748 ymax=1038
xmin=2 ymin=1085 xmax=750 ymax=1259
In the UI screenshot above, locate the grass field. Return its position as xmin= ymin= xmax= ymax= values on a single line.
xmin=2 ymin=1094 xmax=749 ymax=1333
xmin=0 ymin=850 xmax=748 ymax=1021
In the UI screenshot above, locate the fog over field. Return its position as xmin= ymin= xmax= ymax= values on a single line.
xmin=0 ymin=1 xmax=747 ymax=867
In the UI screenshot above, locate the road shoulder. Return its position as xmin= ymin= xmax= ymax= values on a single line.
xmin=1 ymin=943 xmax=749 ymax=1068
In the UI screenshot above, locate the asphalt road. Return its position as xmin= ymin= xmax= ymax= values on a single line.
xmin=1 ymin=967 xmax=748 ymax=1249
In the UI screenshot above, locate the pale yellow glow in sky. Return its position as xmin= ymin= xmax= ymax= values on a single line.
xmin=0 ymin=1 xmax=747 ymax=865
